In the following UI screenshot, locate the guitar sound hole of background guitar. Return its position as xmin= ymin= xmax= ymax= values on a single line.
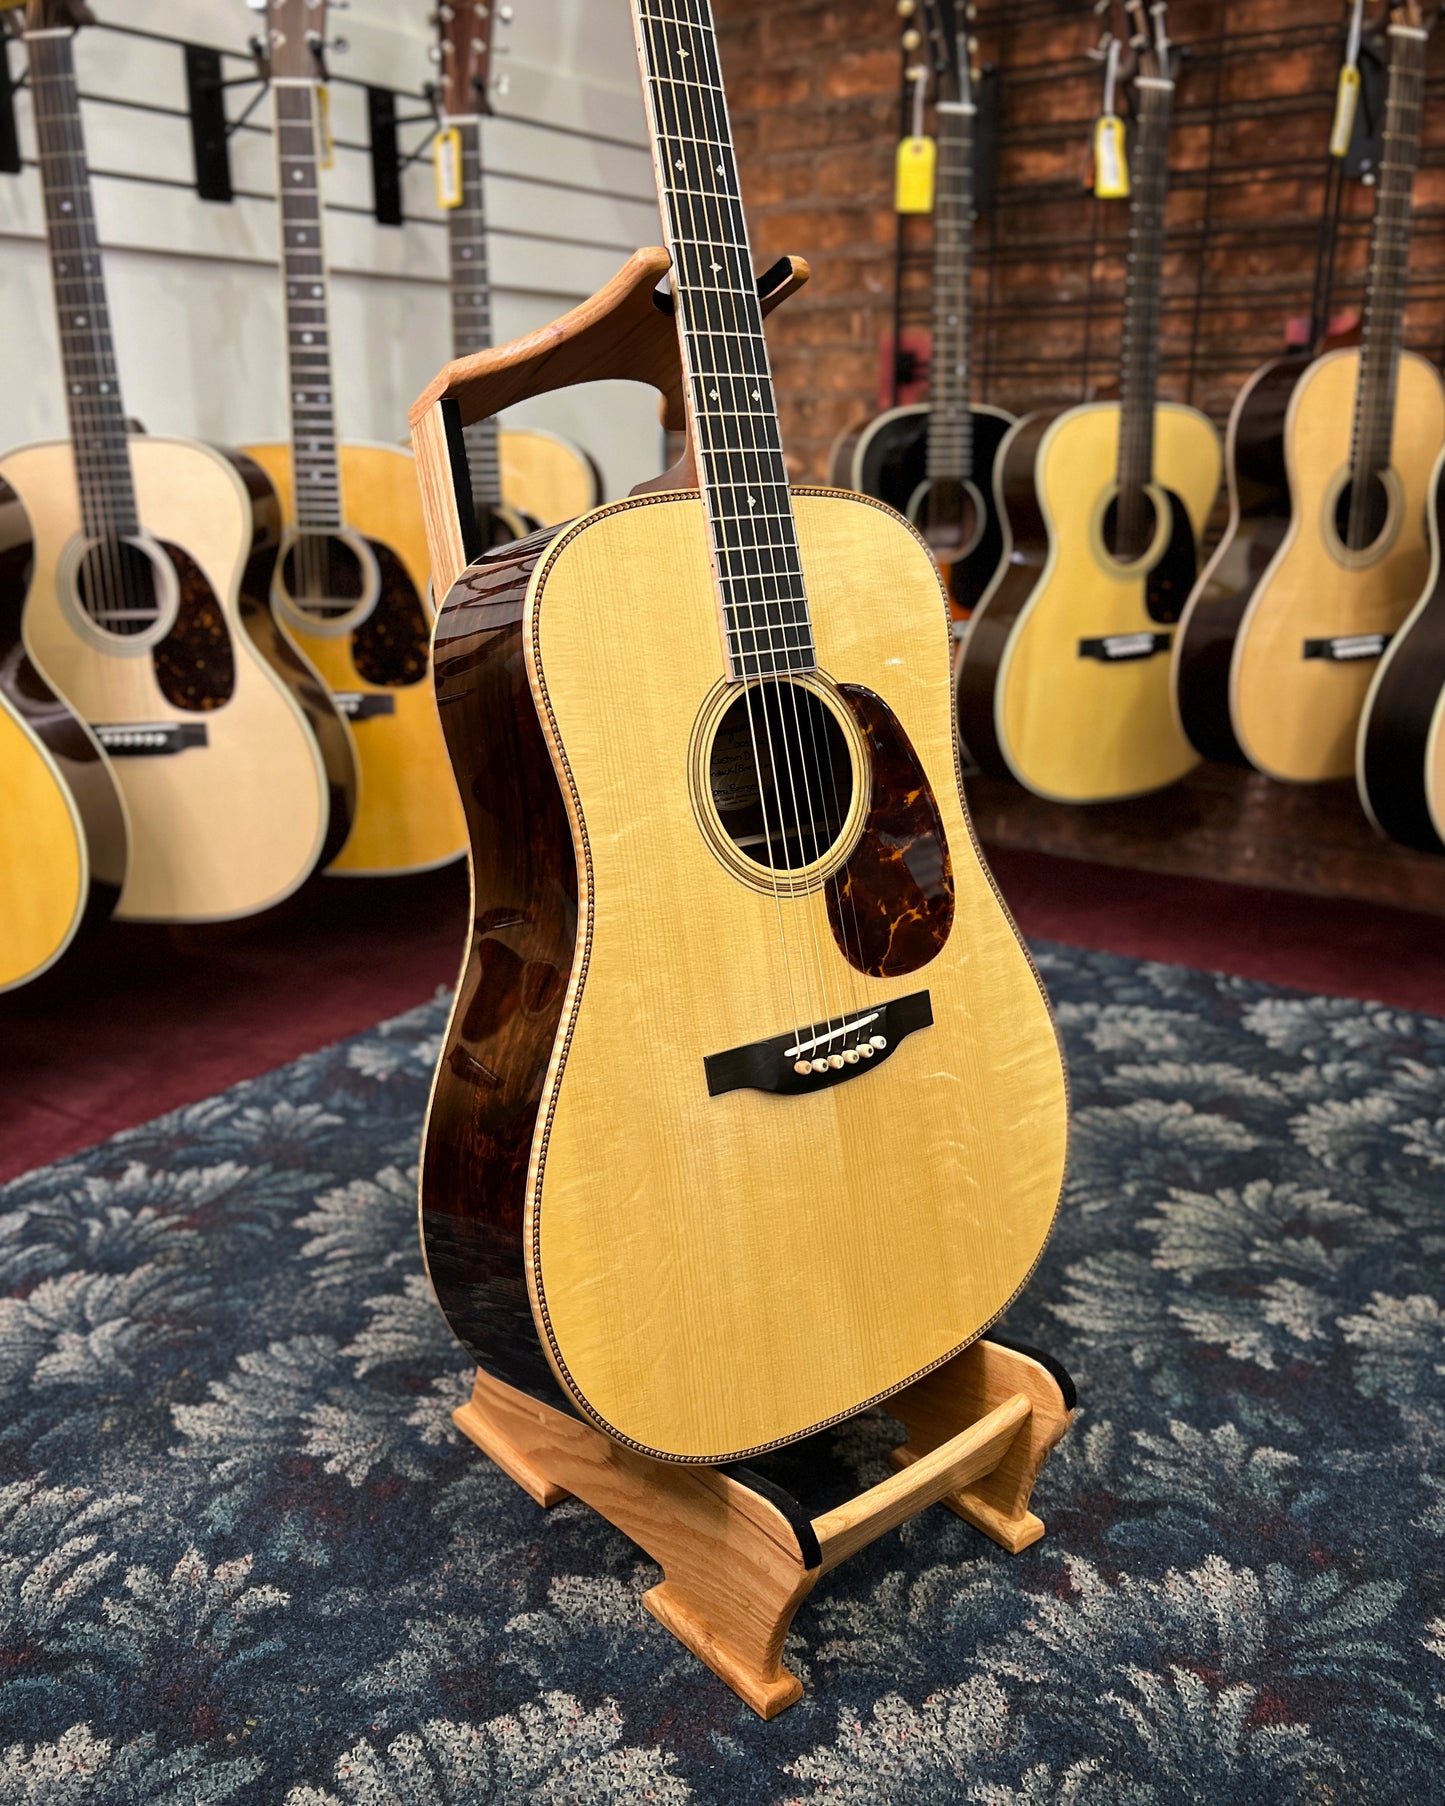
xmin=76 ymin=538 xmax=164 ymax=637
xmin=708 ymin=681 xmax=853 ymax=873
xmin=1101 ymin=489 xmax=1158 ymax=566
xmin=282 ymin=532 xmax=368 ymax=622
xmin=1333 ymin=471 xmax=1391 ymax=554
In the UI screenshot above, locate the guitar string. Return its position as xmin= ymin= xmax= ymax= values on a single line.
xmin=635 ymin=2 xmax=807 ymax=1052
xmin=1348 ymin=24 xmax=1425 ymax=552
xmin=31 ymin=26 xmax=141 ymax=635
xmin=638 ymin=0 xmax=834 ymax=1054
xmin=649 ymin=1 xmax=868 ymax=1047
xmin=662 ymin=3 xmax=869 ymax=1039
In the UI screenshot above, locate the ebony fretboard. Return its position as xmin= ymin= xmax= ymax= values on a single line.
xmin=446 ymin=116 xmax=503 ymax=513
xmin=632 ymin=0 xmax=814 ymax=680
xmin=928 ymin=92 xmax=975 ymax=486
xmin=274 ymin=81 xmax=342 ymax=531
xmin=1347 ymin=22 xmax=1428 ymax=549
xmin=1115 ymin=72 xmax=1174 ymax=559
xmin=27 ymin=24 xmax=137 ymax=538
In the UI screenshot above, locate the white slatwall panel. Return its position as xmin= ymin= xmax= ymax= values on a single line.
xmin=0 ymin=0 xmax=666 ymax=498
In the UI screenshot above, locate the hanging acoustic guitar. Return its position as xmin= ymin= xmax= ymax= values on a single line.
xmin=1220 ymin=1 xmax=1445 ymax=784
xmin=0 ymin=473 xmax=127 ymax=989
xmin=242 ymin=0 xmax=466 ymax=876
xmin=955 ymin=0 xmax=1220 ymax=803
xmin=417 ymin=0 xmax=1068 ymax=1465
xmin=2 ymin=0 xmax=334 ymax=924
xmin=829 ymin=0 xmax=1012 ymax=618
xmin=433 ymin=0 xmax=602 ymax=541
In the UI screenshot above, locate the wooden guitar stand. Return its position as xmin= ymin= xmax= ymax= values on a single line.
xmin=454 ymin=1337 xmax=1074 ymax=1719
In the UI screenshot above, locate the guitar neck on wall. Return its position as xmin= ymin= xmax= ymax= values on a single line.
xmin=434 ymin=0 xmax=601 ymax=539
xmin=829 ymin=0 xmax=1013 ymax=617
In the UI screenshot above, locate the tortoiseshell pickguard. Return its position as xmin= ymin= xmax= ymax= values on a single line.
xmin=827 ymin=683 xmax=954 ymax=976
xmin=152 ymin=542 xmax=235 ymax=712
xmin=351 ymin=540 xmax=430 ymax=688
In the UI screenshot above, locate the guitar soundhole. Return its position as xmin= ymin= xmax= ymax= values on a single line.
xmin=916 ymin=478 xmax=980 ymax=559
xmin=1102 ymin=488 xmax=1158 ymax=566
xmin=709 ymin=681 xmax=854 ymax=873
xmin=1334 ymin=471 xmax=1391 ymax=554
xmin=76 ymin=537 xmax=164 ymax=636
xmin=281 ymin=532 xmax=368 ymax=622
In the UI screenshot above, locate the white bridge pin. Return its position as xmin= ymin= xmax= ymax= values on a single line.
xmin=859 ymin=1044 xmax=875 ymax=1059
xmin=828 ymin=1054 xmax=844 ymax=1070
xmin=793 ymin=1060 xmax=811 ymax=1077
xmin=870 ymin=1035 xmax=888 ymax=1051
xmin=843 ymin=1049 xmax=860 ymax=1065
xmin=810 ymin=1058 xmax=828 ymax=1074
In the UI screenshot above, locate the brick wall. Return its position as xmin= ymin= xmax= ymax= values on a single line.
xmin=715 ymin=0 xmax=1445 ymax=482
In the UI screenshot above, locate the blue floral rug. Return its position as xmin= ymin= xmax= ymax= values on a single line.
xmin=2 ymin=944 xmax=1442 ymax=1804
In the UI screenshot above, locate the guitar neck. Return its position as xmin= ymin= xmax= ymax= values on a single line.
xmin=1350 ymin=22 xmax=1428 ymax=502
xmin=632 ymin=0 xmax=814 ymax=680
xmin=274 ymin=80 xmax=343 ymax=529
xmin=1116 ymin=73 xmax=1174 ymax=506
xmin=928 ymin=93 xmax=975 ymax=485
xmin=27 ymin=23 xmax=138 ymax=539
xmin=447 ymin=115 xmax=502 ymax=510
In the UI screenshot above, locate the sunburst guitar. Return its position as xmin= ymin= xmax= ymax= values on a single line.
xmin=0 ymin=473 xmax=127 ymax=990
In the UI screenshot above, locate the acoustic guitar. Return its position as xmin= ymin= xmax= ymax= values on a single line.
xmin=1 ymin=473 xmax=127 ymax=990
xmin=956 ymin=0 xmax=1219 ymax=803
xmin=1225 ymin=3 xmax=1443 ymax=784
xmin=2 ymin=0 xmax=333 ymax=924
xmin=417 ymin=0 xmax=1068 ymax=1464
xmin=243 ymin=0 xmax=466 ymax=877
xmin=434 ymin=0 xmax=601 ymax=542
xmin=828 ymin=0 xmax=1012 ymax=618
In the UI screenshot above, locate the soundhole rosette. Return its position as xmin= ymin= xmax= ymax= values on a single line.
xmin=57 ymin=529 xmax=179 ymax=656
xmin=1092 ymin=481 xmax=1171 ymax=572
xmin=688 ymin=673 xmax=869 ymax=898
xmin=906 ymin=475 xmax=986 ymax=563
xmin=1324 ymin=465 xmax=1401 ymax=567
xmin=272 ymin=525 xmax=381 ymax=637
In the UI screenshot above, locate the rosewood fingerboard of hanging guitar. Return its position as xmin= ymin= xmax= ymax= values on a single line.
xmin=418 ymin=0 xmax=1067 ymax=1465
xmin=1230 ymin=17 xmax=1444 ymax=785
xmin=443 ymin=110 xmax=601 ymax=538
xmin=5 ymin=5 xmax=332 ymax=924
xmin=243 ymin=63 xmax=465 ymax=877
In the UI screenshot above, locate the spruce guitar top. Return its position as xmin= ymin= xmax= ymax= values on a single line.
xmin=242 ymin=0 xmax=466 ymax=878
xmin=956 ymin=0 xmax=1219 ymax=803
xmin=433 ymin=0 xmax=601 ymax=542
xmin=829 ymin=0 xmax=1012 ymax=619
xmin=417 ymin=0 xmax=1068 ymax=1465
xmin=1221 ymin=2 xmax=1445 ymax=785
xmin=0 ymin=474 xmax=127 ymax=990
xmin=2 ymin=0 xmax=335 ymax=925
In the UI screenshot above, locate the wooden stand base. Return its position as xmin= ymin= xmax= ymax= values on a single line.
xmin=454 ymin=1337 xmax=1074 ymax=1718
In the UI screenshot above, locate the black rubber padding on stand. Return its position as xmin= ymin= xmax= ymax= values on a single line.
xmin=983 ymin=1334 xmax=1077 ymax=1412
xmin=722 ymin=1464 xmax=823 ymax=1571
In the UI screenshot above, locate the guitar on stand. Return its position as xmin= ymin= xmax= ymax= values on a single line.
xmin=955 ymin=0 xmax=1219 ymax=802
xmin=1224 ymin=0 xmax=1443 ymax=784
xmin=433 ymin=0 xmax=601 ymax=542
xmin=829 ymin=0 xmax=1012 ymax=618
xmin=0 ymin=472 xmax=127 ymax=989
xmin=408 ymin=0 xmax=1074 ymax=1720
xmin=2 ymin=0 xmax=333 ymax=924
xmin=243 ymin=0 xmax=466 ymax=876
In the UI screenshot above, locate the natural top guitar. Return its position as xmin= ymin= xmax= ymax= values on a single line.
xmin=417 ymin=0 xmax=1068 ymax=1464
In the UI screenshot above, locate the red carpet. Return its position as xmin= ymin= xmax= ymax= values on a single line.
xmin=5 ymin=845 xmax=1445 ymax=1186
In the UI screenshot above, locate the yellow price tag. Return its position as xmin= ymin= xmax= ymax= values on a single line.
xmin=1093 ymin=114 xmax=1130 ymax=199
xmin=895 ymin=136 xmax=936 ymax=215
xmin=1331 ymin=64 xmax=1360 ymax=158
xmin=316 ymin=85 xmax=335 ymax=171
xmin=435 ymin=126 xmax=464 ymax=210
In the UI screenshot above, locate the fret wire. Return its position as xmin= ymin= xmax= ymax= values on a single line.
xmin=635 ymin=0 xmax=815 ymax=677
